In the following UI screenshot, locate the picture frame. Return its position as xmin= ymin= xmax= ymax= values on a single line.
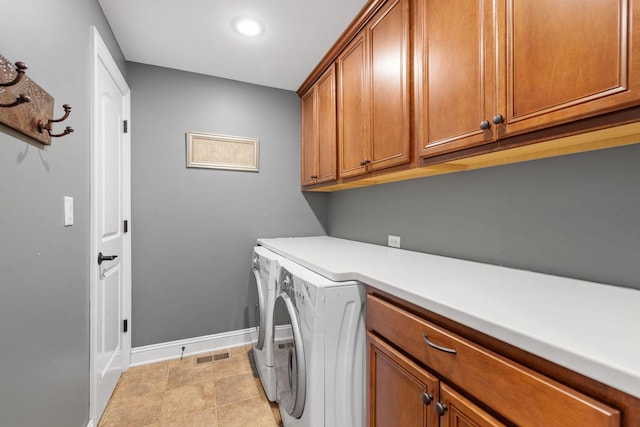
xmin=186 ymin=131 xmax=259 ymax=172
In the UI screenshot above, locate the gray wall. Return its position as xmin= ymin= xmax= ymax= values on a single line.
xmin=0 ymin=1 xmax=125 ymax=426
xmin=127 ymin=62 xmax=327 ymax=347
xmin=1 ymin=2 xmax=637 ymax=425
xmin=328 ymin=143 xmax=640 ymax=290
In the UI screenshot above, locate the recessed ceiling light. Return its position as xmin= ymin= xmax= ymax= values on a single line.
xmin=232 ymin=17 xmax=265 ymax=37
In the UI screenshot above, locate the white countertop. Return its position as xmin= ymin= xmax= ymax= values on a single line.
xmin=257 ymin=236 xmax=640 ymax=399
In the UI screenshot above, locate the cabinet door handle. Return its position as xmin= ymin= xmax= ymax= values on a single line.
xmin=422 ymin=334 xmax=457 ymax=354
xmin=492 ymin=114 xmax=505 ymax=125
xmin=359 ymin=159 xmax=371 ymax=166
xmin=310 ymin=175 xmax=318 ymax=179
xmin=421 ymin=392 xmax=434 ymax=405
xmin=479 ymin=120 xmax=491 ymax=130
xmin=435 ymin=401 xmax=448 ymax=416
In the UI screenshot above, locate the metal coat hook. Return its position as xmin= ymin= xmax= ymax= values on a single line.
xmin=38 ymin=104 xmax=74 ymax=138
xmin=0 ymin=93 xmax=31 ymax=108
xmin=0 ymin=61 xmax=27 ymax=87
xmin=0 ymin=61 xmax=30 ymax=108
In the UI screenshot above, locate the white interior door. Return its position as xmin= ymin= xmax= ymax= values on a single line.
xmin=90 ymin=27 xmax=131 ymax=424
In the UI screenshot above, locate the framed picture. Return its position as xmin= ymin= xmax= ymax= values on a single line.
xmin=186 ymin=131 xmax=259 ymax=172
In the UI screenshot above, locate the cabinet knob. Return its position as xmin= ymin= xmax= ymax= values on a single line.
xmin=480 ymin=120 xmax=491 ymax=130
xmin=421 ymin=392 xmax=434 ymax=405
xmin=492 ymin=114 xmax=505 ymax=125
xmin=359 ymin=159 xmax=371 ymax=167
xmin=310 ymin=175 xmax=318 ymax=179
xmin=435 ymin=402 xmax=448 ymax=416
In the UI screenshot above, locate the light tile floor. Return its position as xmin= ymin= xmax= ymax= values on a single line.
xmin=98 ymin=344 xmax=282 ymax=427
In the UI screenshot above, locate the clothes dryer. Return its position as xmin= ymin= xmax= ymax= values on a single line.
xmin=273 ymin=257 xmax=366 ymax=427
xmin=249 ymin=246 xmax=285 ymax=401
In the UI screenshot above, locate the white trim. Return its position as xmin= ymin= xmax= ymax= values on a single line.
xmin=130 ymin=325 xmax=292 ymax=366
xmin=131 ymin=328 xmax=253 ymax=366
xmin=86 ymin=420 xmax=95 ymax=427
xmin=89 ymin=25 xmax=132 ymax=425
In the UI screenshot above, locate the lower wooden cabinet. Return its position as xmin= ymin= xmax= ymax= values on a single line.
xmin=368 ymin=332 xmax=439 ymax=427
xmin=367 ymin=292 xmax=626 ymax=427
xmin=438 ymin=383 xmax=506 ymax=427
xmin=369 ymin=332 xmax=506 ymax=427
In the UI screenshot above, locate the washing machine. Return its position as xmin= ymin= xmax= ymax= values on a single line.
xmin=249 ymin=245 xmax=286 ymax=401
xmin=273 ymin=257 xmax=366 ymax=427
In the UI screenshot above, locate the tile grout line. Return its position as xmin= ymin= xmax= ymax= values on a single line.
xmin=99 ymin=345 xmax=281 ymax=426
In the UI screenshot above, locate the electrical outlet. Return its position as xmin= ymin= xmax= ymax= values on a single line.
xmin=388 ymin=235 xmax=401 ymax=248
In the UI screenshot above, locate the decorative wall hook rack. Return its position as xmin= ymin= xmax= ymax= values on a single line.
xmin=0 ymin=54 xmax=73 ymax=145
xmin=38 ymin=104 xmax=74 ymax=138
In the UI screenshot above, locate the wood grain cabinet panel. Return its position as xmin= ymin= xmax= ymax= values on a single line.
xmin=438 ymin=383 xmax=506 ymax=427
xmin=506 ymin=0 xmax=640 ymax=133
xmin=338 ymin=0 xmax=411 ymax=179
xmin=368 ymin=332 xmax=439 ymax=427
xmin=369 ymin=0 xmax=411 ymax=172
xmin=338 ymin=33 xmax=370 ymax=178
xmin=416 ymin=0 xmax=500 ymax=157
xmin=301 ymin=65 xmax=337 ymax=187
xmin=417 ymin=0 xmax=640 ymax=158
xmin=301 ymin=87 xmax=317 ymax=187
xmin=316 ymin=68 xmax=338 ymax=183
xmin=367 ymin=293 xmax=623 ymax=427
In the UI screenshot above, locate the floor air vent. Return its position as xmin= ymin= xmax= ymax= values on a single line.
xmin=195 ymin=355 xmax=213 ymax=365
xmin=213 ymin=352 xmax=230 ymax=361
xmin=194 ymin=352 xmax=229 ymax=365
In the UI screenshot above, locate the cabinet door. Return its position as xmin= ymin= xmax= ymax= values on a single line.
xmin=505 ymin=0 xmax=640 ymax=135
xmin=301 ymin=66 xmax=337 ymax=187
xmin=438 ymin=383 xmax=506 ymax=427
xmin=368 ymin=332 xmax=439 ymax=427
xmin=301 ymin=86 xmax=318 ymax=186
xmin=316 ymin=65 xmax=337 ymax=184
xmin=369 ymin=0 xmax=411 ymax=171
xmin=338 ymin=32 xmax=370 ymax=178
xmin=417 ymin=0 xmax=500 ymax=158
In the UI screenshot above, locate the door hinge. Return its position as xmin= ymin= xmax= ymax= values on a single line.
xmin=123 ymin=319 xmax=128 ymax=333
xmin=124 ymin=219 xmax=128 ymax=233
xmin=123 ymin=120 xmax=128 ymax=134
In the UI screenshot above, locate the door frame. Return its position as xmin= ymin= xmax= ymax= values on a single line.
xmin=89 ymin=26 xmax=132 ymax=425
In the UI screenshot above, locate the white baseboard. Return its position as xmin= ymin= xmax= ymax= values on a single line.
xmin=130 ymin=327 xmax=254 ymax=366
xmin=130 ymin=326 xmax=292 ymax=367
xmin=86 ymin=420 xmax=95 ymax=427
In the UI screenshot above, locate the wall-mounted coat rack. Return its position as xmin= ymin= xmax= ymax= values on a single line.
xmin=0 ymin=54 xmax=73 ymax=145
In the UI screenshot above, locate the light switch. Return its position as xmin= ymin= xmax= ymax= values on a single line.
xmin=64 ymin=196 xmax=73 ymax=226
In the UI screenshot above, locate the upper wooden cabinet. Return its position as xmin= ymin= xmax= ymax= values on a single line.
xmin=301 ymin=65 xmax=337 ymax=187
xmin=415 ymin=0 xmax=499 ymax=157
xmin=417 ymin=0 xmax=640 ymax=158
xmin=506 ymin=0 xmax=640 ymax=132
xmin=298 ymin=0 xmax=640 ymax=191
xmin=337 ymin=32 xmax=369 ymax=178
xmin=337 ymin=0 xmax=411 ymax=178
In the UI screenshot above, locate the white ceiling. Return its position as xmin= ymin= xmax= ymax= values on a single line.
xmin=99 ymin=0 xmax=368 ymax=92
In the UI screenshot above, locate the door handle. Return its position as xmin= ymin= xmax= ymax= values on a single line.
xmin=98 ymin=252 xmax=118 ymax=265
